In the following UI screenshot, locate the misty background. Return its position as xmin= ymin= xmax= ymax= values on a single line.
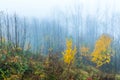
xmin=0 ymin=0 xmax=120 ymax=73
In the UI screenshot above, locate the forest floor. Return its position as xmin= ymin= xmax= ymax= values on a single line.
xmin=0 ymin=49 xmax=120 ymax=80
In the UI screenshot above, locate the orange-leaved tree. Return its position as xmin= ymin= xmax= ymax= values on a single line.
xmin=80 ymin=46 xmax=89 ymax=57
xmin=91 ymin=34 xmax=112 ymax=67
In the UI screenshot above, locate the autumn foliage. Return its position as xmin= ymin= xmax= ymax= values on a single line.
xmin=80 ymin=46 xmax=89 ymax=57
xmin=0 ymin=35 xmax=118 ymax=80
xmin=62 ymin=39 xmax=77 ymax=64
xmin=91 ymin=34 xmax=112 ymax=67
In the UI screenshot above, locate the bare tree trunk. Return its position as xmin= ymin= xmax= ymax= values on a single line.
xmin=0 ymin=16 xmax=2 ymax=48
xmin=22 ymin=18 xmax=27 ymax=50
xmin=6 ymin=14 xmax=10 ymax=42
xmin=14 ymin=14 xmax=18 ymax=48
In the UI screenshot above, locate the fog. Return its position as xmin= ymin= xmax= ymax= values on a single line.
xmin=0 ymin=0 xmax=120 ymax=18
xmin=0 ymin=0 xmax=120 ymax=75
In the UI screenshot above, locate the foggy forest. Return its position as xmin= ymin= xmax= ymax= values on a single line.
xmin=0 ymin=0 xmax=120 ymax=80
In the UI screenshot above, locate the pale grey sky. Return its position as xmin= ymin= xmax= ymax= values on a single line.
xmin=0 ymin=0 xmax=120 ymax=18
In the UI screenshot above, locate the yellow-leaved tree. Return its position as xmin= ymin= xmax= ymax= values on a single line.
xmin=91 ymin=34 xmax=112 ymax=67
xmin=62 ymin=39 xmax=77 ymax=79
xmin=62 ymin=39 xmax=77 ymax=65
